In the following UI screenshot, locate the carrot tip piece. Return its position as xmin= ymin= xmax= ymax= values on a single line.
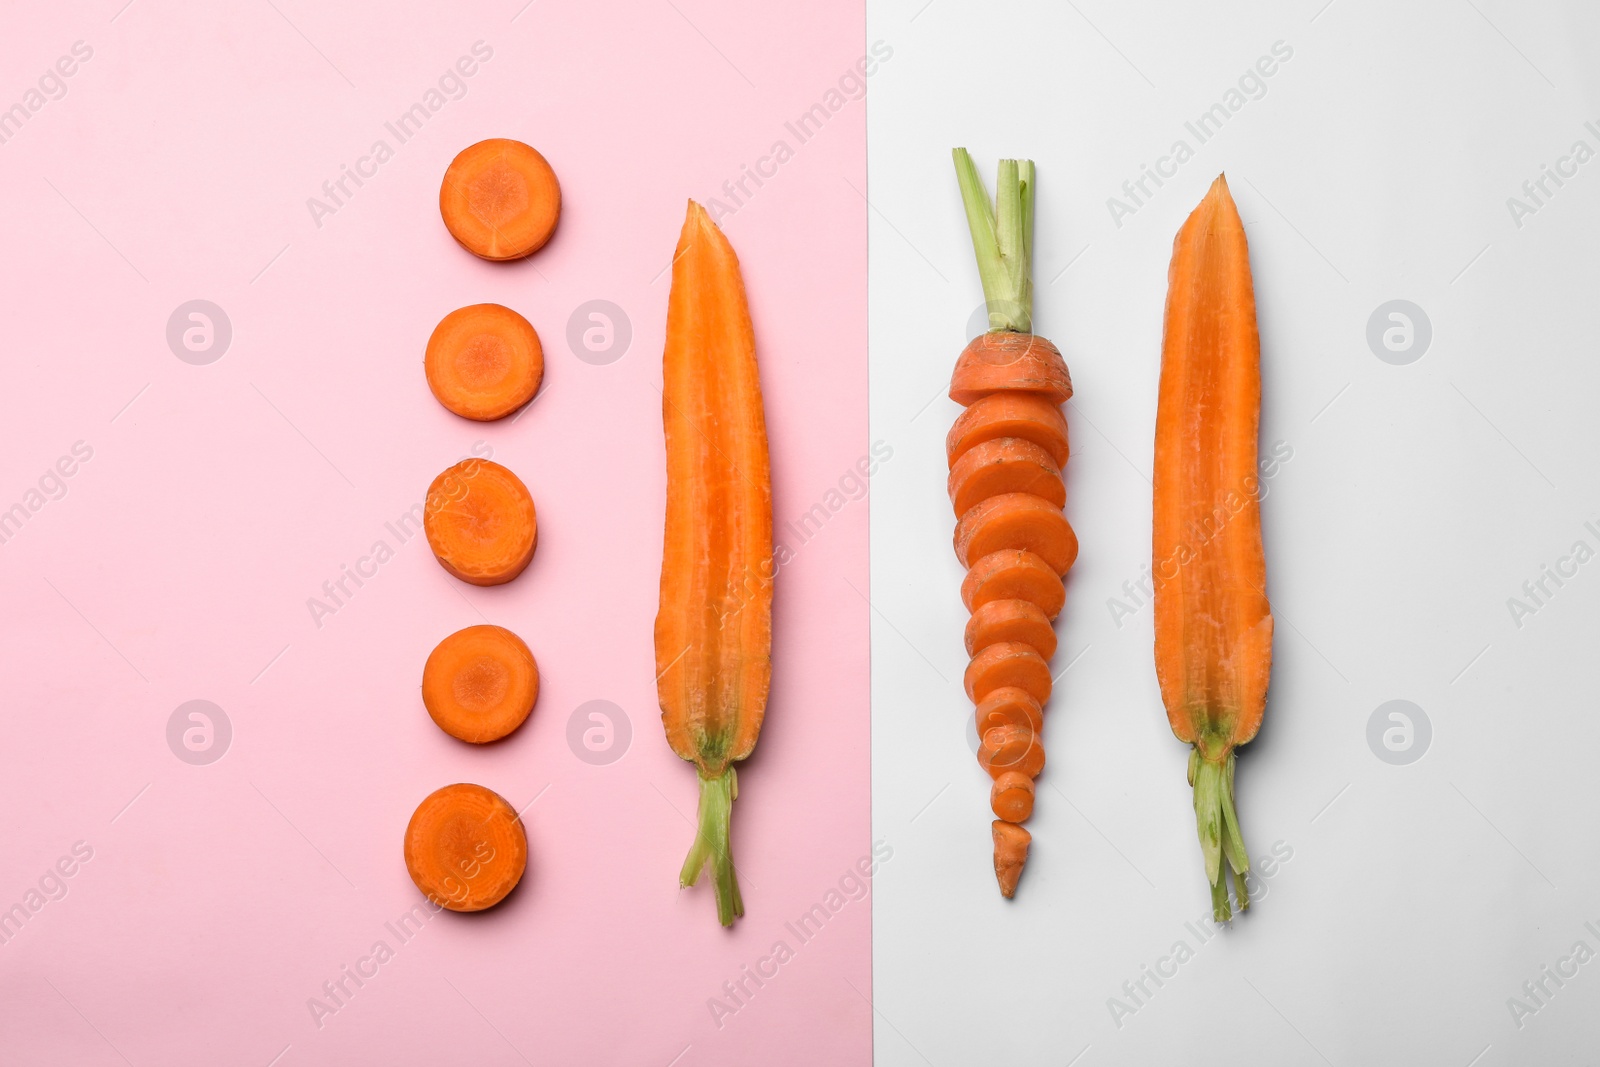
xmin=1193 ymin=749 xmax=1251 ymax=921
xmin=679 ymin=767 xmax=744 ymax=926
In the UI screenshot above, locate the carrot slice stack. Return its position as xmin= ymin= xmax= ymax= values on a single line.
xmin=949 ymin=149 xmax=1076 ymax=898
xmin=1153 ymin=174 xmax=1274 ymax=921
xmin=654 ymin=201 xmax=773 ymax=926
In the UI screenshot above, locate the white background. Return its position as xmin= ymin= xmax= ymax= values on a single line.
xmin=868 ymin=1 xmax=1600 ymax=1063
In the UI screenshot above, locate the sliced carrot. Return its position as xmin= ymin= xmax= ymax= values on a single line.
xmin=965 ymin=641 xmax=1052 ymax=705
xmin=655 ymin=201 xmax=773 ymax=927
xmin=961 ymin=549 xmax=1064 ymax=619
xmin=991 ymin=771 xmax=1036 ymax=822
xmin=403 ymin=783 xmax=527 ymax=912
xmin=947 ymin=392 xmax=1069 ymax=468
xmin=440 ymin=138 xmax=561 ymax=261
xmin=955 ymin=492 xmax=1078 ymax=574
xmin=424 ymin=459 xmax=537 ymax=586
xmin=977 ymin=723 xmax=1045 ymax=778
xmin=950 ymin=332 xmax=1072 ymax=406
xmin=425 ymin=303 xmax=544 ymax=421
xmin=948 ymin=437 xmax=1064 ymax=518
xmin=974 ymin=686 xmax=1044 ymax=736
xmin=992 ymin=821 xmax=1031 ymax=899
xmin=965 ymin=598 xmax=1056 ymax=659
xmin=422 ymin=625 xmax=539 ymax=743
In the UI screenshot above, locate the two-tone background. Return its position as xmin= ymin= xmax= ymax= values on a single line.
xmin=4 ymin=0 xmax=1599 ymax=1064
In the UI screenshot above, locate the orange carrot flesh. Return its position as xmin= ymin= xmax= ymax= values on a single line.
xmin=1153 ymin=174 xmax=1273 ymax=921
xmin=424 ymin=459 xmax=537 ymax=586
xmin=977 ymin=724 xmax=1046 ymax=779
xmin=990 ymin=771 xmax=1036 ymax=822
xmin=439 ymin=139 xmax=561 ymax=261
xmin=961 ymin=549 xmax=1065 ymax=619
xmin=947 ymin=391 xmax=1070 ymax=468
xmin=654 ymin=201 xmax=772 ymax=927
xmin=949 ymin=332 xmax=1072 ymax=406
xmin=964 ymin=641 xmax=1052 ymax=705
xmin=991 ymin=822 xmax=1031 ymax=899
xmin=974 ymin=686 xmax=1044 ymax=736
xmin=965 ymin=598 xmax=1057 ymax=659
xmin=948 ymin=437 xmax=1064 ymax=517
xmin=425 ymin=303 xmax=544 ymax=421
xmin=403 ymin=783 xmax=527 ymax=912
xmin=422 ymin=624 xmax=539 ymax=743
xmin=954 ymin=492 xmax=1078 ymax=574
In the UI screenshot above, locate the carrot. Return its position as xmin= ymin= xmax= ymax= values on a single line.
xmin=422 ymin=624 xmax=539 ymax=743
xmin=950 ymin=332 xmax=1072 ymax=406
xmin=654 ymin=201 xmax=773 ymax=927
xmin=425 ymin=303 xmax=544 ymax=421
xmin=990 ymin=771 xmax=1035 ymax=822
xmin=439 ymin=138 xmax=561 ymax=261
xmin=423 ymin=458 xmax=537 ymax=586
xmin=964 ymin=641 xmax=1052 ymax=705
xmin=1153 ymin=174 xmax=1273 ymax=922
xmin=961 ymin=549 xmax=1065 ymax=620
xmin=965 ymin=598 xmax=1056 ymax=659
xmin=954 ymin=492 xmax=1078 ymax=574
xmin=992 ymin=822 xmax=1031 ymax=899
xmin=950 ymin=148 xmax=1075 ymax=898
xmin=403 ymin=782 xmax=527 ymax=912
xmin=948 ymin=437 xmax=1064 ymax=517
xmin=974 ymin=686 xmax=1044 ymax=735
xmin=977 ymin=724 xmax=1045 ymax=778
xmin=947 ymin=391 xmax=1069 ymax=468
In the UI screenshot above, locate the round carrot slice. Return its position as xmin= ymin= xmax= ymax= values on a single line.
xmin=948 ymin=436 xmax=1064 ymax=518
xmin=422 ymin=625 xmax=539 ymax=743
xmin=965 ymin=599 xmax=1057 ymax=659
xmin=977 ymin=723 xmax=1045 ymax=779
xmin=424 ymin=459 xmax=537 ymax=586
xmin=440 ymin=139 xmax=561 ymax=261
xmin=947 ymin=392 xmax=1069 ymax=469
xmin=950 ymin=332 xmax=1072 ymax=406
xmin=975 ymin=686 xmax=1044 ymax=736
xmin=425 ymin=304 xmax=544 ymax=421
xmin=990 ymin=771 xmax=1036 ymax=822
xmin=403 ymin=783 xmax=527 ymax=911
xmin=961 ymin=549 xmax=1064 ymax=619
xmin=965 ymin=641 xmax=1052 ymax=705
xmin=955 ymin=492 xmax=1078 ymax=574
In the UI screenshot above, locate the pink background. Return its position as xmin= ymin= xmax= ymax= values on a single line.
xmin=0 ymin=2 xmax=868 ymax=1064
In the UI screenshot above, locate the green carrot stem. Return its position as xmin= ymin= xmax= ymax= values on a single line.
xmin=1192 ymin=749 xmax=1251 ymax=922
xmin=952 ymin=148 xmax=1034 ymax=333
xmin=680 ymin=766 xmax=744 ymax=926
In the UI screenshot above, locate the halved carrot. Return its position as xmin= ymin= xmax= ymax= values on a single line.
xmin=403 ymin=783 xmax=527 ymax=912
xmin=965 ymin=598 xmax=1056 ymax=659
xmin=440 ymin=138 xmax=561 ymax=261
xmin=425 ymin=304 xmax=544 ymax=421
xmin=977 ymin=723 xmax=1045 ymax=778
xmin=1154 ymin=174 xmax=1273 ymax=921
xmin=992 ymin=821 xmax=1030 ymax=899
xmin=950 ymin=332 xmax=1072 ymax=406
xmin=947 ymin=391 xmax=1069 ymax=468
xmin=990 ymin=771 xmax=1036 ymax=822
xmin=655 ymin=201 xmax=773 ymax=927
xmin=961 ymin=549 xmax=1064 ymax=619
xmin=974 ymin=686 xmax=1044 ymax=735
xmin=422 ymin=625 xmax=539 ymax=743
xmin=965 ymin=641 xmax=1052 ymax=705
xmin=424 ymin=459 xmax=537 ymax=586
xmin=948 ymin=437 xmax=1064 ymax=517
xmin=955 ymin=492 xmax=1078 ymax=574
